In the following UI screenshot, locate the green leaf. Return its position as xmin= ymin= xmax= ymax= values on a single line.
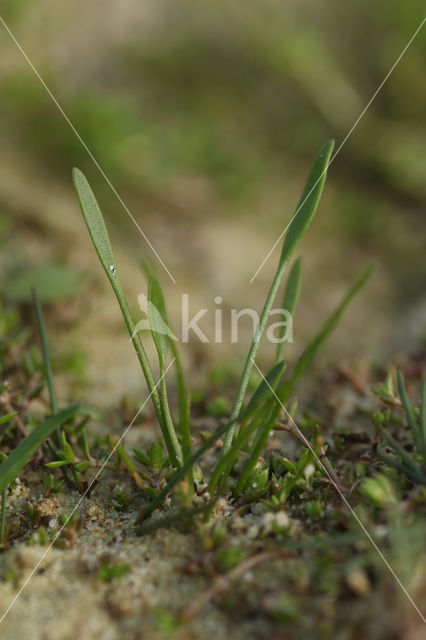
xmin=378 ymin=426 xmax=418 ymax=471
xmin=149 ymin=442 xmax=163 ymax=470
xmin=72 ymin=168 xmax=118 ymax=285
xmin=280 ymin=140 xmax=334 ymax=265
xmin=72 ymin=168 xmax=176 ymax=461
xmin=361 ymin=474 xmax=397 ymax=508
xmin=215 ymin=547 xmax=245 ymax=572
xmin=170 ymin=340 xmax=193 ymax=472
xmin=291 ymin=264 xmax=373 ymax=383
xmin=245 ymin=361 xmax=287 ymax=417
xmin=281 ymin=257 xmax=303 ymax=317
xmin=208 ymin=361 xmax=287 ymax=494
xmin=222 ymin=141 xmax=334 ymax=456
xmin=0 ymin=406 xmax=79 ymax=493
xmin=60 ymin=430 xmax=67 ymax=449
xmin=0 ymin=412 xmax=18 ymax=425
xmin=275 ymin=257 xmax=303 ymax=363
xmin=296 ymin=448 xmax=312 ymax=474
xmin=98 ymin=563 xmax=131 ymax=582
xmin=397 ymin=370 xmax=420 ymax=448
xmin=148 ymin=276 xmax=171 ymax=365
xmin=45 ymin=460 xmax=69 ymax=469
xmin=133 ymin=448 xmax=151 ymax=466
xmin=115 ymin=443 xmax=136 ymax=473
xmin=62 ymin=442 xmax=75 ymax=464
xmin=145 ymin=275 xmax=182 ymax=467
xmin=74 ymin=461 xmax=90 ymax=472
xmin=377 ymin=446 xmax=425 ymax=485
xmin=235 ymin=267 xmax=372 ymax=496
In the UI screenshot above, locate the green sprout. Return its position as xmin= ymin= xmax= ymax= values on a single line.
xmin=222 ymin=140 xmax=335 ymax=456
xmin=373 ymin=369 xmax=426 ymax=486
xmin=73 ymin=168 xmax=184 ymax=468
xmin=72 ymin=141 xmax=372 ymax=532
xmin=0 ymin=406 xmax=81 ymax=495
xmin=97 ymin=561 xmax=131 ymax=582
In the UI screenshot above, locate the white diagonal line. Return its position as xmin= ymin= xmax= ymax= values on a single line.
xmin=0 ymin=15 xmax=176 ymax=284
xmin=0 ymin=358 xmax=176 ymax=625
xmin=251 ymin=358 xmax=426 ymax=624
xmin=250 ymin=16 xmax=426 ymax=283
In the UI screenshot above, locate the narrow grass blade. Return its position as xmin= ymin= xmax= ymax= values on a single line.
xmin=148 ymin=276 xmax=171 ymax=366
xmin=397 ymin=370 xmax=421 ymax=449
xmin=0 ymin=406 xmax=79 ymax=493
xmin=222 ymin=140 xmax=334 ymax=455
xmin=32 ymin=287 xmax=77 ymax=487
xmin=279 ymin=141 xmax=335 ymax=264
xmin=208 ymin=361 xmax=287 ymax=494
xmin=235 ymin=392 xmax=290 ymax=496
xmin=170 ymin=342 xmax=193 ymax=489
xmin=378 ymin=426 xmax=418 ymax=472
xmin=32 ymin=288 xmax=57 ymax=415
xmin=290 ymin=264 xmax=373 ymax=384
xmin=139 ymin=260 xmax=192 ymax=465
xmin=72 ymin=168 xmax=118 ymax=283
xmin=377 ymin=446 xmax=426 ymax=485
xmin=72 ymin=169 xmax=164 ymax=434
xmin=235 ymin=266 xmax=373 ymax=495
xmin=171 ymin=341 xmax=192 ymax=461
xmin=159 ymin=375 xmax=183 ymax=467
xmin=137 ymin=369 xmax=283 ymax=523
xmin=147 ymin=276 xmax=182 ymax=466
xmin=275 ymin=257 xmax=303 ymax=363
xmin=245 ymin=361 xmax=287 ymax=417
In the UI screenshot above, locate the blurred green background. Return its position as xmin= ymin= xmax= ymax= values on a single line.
xmin=0 ymin=1 xmax=425 ymax=405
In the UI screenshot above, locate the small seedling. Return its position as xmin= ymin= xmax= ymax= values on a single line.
xmin=43 ymin=473 xmax=64 ymax=493
xmin=73 ymin=169 xmax=184 ymax=468
xmin=222 ymin=141 xmax=335 ymax=456
xmin=72 ymin=141 xmax=372 ymax=530
xmin=108 ymin=490 xmax=137 ymax=511
xmin=97 ymin=561 xmax=131 ymax=582
xmin=361 ymin=473 xmax=398 ymax=508
xmin=0 ymin=406 xmax=81 ymax=494
xmin=214 ymin=546 xmax=245 ymax=572
xmin=373 ymin=370 xmax=426 ymax=486
xmin=261 ymin=448 xmax=323 ymax=511
xmin=106 ymin=434 xmax=145 ymax=489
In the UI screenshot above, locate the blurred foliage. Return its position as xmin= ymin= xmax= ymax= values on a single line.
xmin=1 ymin=1 xmax=425 ymax=203
xmin=3 ymin=262 xmax=82 ymax=303
xmin=0 ymin=0 xmax=425 ymax=318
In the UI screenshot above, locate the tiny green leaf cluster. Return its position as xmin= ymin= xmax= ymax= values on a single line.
xmin=373 ymin=370 xmax=426 ymax=486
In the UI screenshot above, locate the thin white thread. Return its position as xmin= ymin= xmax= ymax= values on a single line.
xmin=0 ymin=15 xmax=176 ymax=284
xmin=0 ymin=358 xmax=176 ymax=624
xmin=250 ymin=17 xmax=426 ymax=283
xmin=251 ymin=358 xmax=426 ymax=624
